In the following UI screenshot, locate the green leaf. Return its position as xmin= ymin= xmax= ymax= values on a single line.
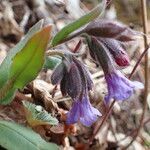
xmin=0 ymin=88 xmax=16 ymax=105
xmin=0 ymin=21 xmax=52 ymax=104
xmin=0 ymin=20 xmax=43 ymax=89
xmin=23 ymin=101 xmax=58 ymax=127
xmin=43 ymin=56 xmax=61 ymax=70
xmin=9 ymin=25 xmax=52 ymax=89
xmin=0 ymin=20 xmax=44 ymax=104
xmin=0 ymin=120 xmax=58 ymax=150
xmin=51 ymin=0 xmax=106 ymax=47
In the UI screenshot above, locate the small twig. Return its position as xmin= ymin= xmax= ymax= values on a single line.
xmin=123 ymin=0 xmax=149 ymax=149
xmin=143 ymin=117 xmax=150 ymax=125
xmin=73 ymin=40 xmax=82 ymax=53
xmin=129 ymin=44 xmax=150 ymax=79
xmin=54 ymin=97 xmax=71 ymax=103
xmin=20 ymin=6 xmax=30 ymax=30
xmin=117 ymin=117 xmax=150 ymax=143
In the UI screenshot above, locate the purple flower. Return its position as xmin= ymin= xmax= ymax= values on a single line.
xmin=84 ymin=19 xmax=138 ymax=68
xmin=105 ymin=70 xmax=144 ymax=103
xmin=86 ymin=36 xmax=143 ymax=103
xmin=98 ymin=37 xmax=130 ymax=67
xmin=67 ymin=96 xmax=101 ymax=127
xmin=51 ymin=55 xmax=93 ymax=99
xmin=51 ymin=54 xmax=101 ymax=126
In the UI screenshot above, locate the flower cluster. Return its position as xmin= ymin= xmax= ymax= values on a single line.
xmin=84 ymin=19 xmax=135 ymax=67
xmin=51 ymin=55 xmax=93 ymax=99
xmin=51 ymin=19 xmax=143 ymax=127
xmin=85 ymin=20 xmax=144 ymax=103
xmin=51 ymin=54 xmax=101 ymax=126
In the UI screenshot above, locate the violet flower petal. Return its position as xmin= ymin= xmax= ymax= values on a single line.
xmin=105 ymin=71 xmax=144 ymax=103
xmin=66 ymin=100 xmax=80 ymax=124
xmin=80 ymin=97 xmax=101 ymax=127
xmin=67 ymin=96 xmax=101 ymax=127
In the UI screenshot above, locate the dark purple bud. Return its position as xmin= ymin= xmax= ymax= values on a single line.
xmin=60 ymin=72 xmax=68 ymax=96
xmin=66 ymin=63 xmax=82 ymax=99
xmin=99 ymin=38 xmax=130 ymax=67
xmin=84 ymin=20 xmax=135 ymax=42
xmin=51 ymin=63 xmax=65 ymax=85
xmin=73 ymin=57 xmax=93 ymax=91
xmin=115 ymin=28 xmax=135 ymax=42
xmin=86 ymin=36 xmax=116 ymax=74
xmin=85 ymin=20 xmax=127 ymax=38
xmin=51 ymin=54 xmax=93 ymax=100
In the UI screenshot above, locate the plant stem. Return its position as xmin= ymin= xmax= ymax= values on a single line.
xmin=123 ymin=0 xmax=149 ymax=149
xmin=129 ymin=44 xmax=150 ymax=79
xmin=46 ymin=50 xmax=65 ymax=58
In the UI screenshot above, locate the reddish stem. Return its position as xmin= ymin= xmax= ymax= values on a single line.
xmin=73 ymin=40 xmax=82 ymax=53
xmin=129 ymin=44 xmax=150 ymax=79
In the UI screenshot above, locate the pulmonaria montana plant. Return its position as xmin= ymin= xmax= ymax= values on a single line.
xmin=86 ymin=36 xmax=144 ymax=104
xmin=50 ymin=19 xmax=143 ymax=126
xmin=51 ymin=54 xmax=101 ymax=126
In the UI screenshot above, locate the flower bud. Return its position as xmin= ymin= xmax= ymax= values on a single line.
xmin=99 ymin=38 xmax=130 ymax=67
xmin=85 ymin=35 xmax=143 ymax=104
xmin=86 ymin=36 xmax=115 ymax=74
xmin=51 ymin=55 xmax=93 ymax=99
xmin=84 ymin=19 xmax=135 ymax=42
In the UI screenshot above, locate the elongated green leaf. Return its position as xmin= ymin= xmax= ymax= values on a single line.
xmin=0 ymin=88 xmax=16 ymax=105
xmin=0 ymin=20 xmax=43 ymax=89
xmin=23 ymin=101 xmax=58 ymax=127
xmin=0 ymin=23 xmax=52 ymax=104
xmin=9 ymin=25 xmax=52 ymax=89
xmin=51 ymin=0 xmax=106 ymax=47
xmin=0 ymin=120 xmax=58 ymax=150
xmin=44 ymin=56 xmax=61 ymax=70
